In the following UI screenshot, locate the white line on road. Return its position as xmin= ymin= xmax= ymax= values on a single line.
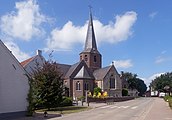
xmin=110 ymin=106 xmax=118 ymax=108
xmin=101 ymin=105 xmax=112 ymax=109
xmin=100 ymin=105 xmax=131 ymax=109
xmin=131 ymin=106 xmax=138 ymax=109
xmin=121 ymin=106 xmax=129 ymax=108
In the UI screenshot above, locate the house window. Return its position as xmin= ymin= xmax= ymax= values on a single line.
xmin=110 ymin=76 xmax=115 ymax=89
xmin=94 ymin=56 xmax=97 ymax=62
xmin=84 ymin=55 xmax=88 ymax=61
xmin=76 ymin=81 xmax=81 ymax=91
xmin=84 ymin=83 xmax=89 ymax=90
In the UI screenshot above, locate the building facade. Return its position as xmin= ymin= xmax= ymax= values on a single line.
xmin=0 ymin=40 xmax=29 ymax=118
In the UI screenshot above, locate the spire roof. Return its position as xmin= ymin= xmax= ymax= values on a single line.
xmin=83 ymin=9 xmax=98 ymax=53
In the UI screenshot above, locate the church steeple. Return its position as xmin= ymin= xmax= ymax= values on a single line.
xmin=80 ymin=8 xmax=102 ymax=72
xmin=84 ymin=8 xmax=98 ymax=53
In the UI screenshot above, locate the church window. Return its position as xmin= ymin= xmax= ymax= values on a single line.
xmin=94 ymin=56 xmax=97 ymax=62
xmin=110 ymin=75 xmax=115 ymax=89
xmin=76 ymin=81 xmax=81 ymax=91
xmin=64 ymin=81 xmax=67 ymax=86
xmin=84 ymin=55 xmax=88 ymax=61
xmin=84 ymin=82 xmax=89 ymax=90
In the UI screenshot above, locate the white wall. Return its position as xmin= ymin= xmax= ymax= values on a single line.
xmin=0 ymin=41 xmax=29 ymax=114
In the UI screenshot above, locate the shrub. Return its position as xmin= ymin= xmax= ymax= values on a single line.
xmin=102 ymin=91 xmax=108 ymax=98
xmin=169 ymin=99 xmax=172 ymax=108
xmin=61 ymin=97 xmax=72 ymax=106
xmin=164 ymin=95 xmax=172 ymax=109
xmin=78 ymin=96 xmax=85 ymax=101
xmin=94 ymin=87 xmax=102 ymax=96
xmin=122 ymin=89 xmax=128 ymax=96
xmin=97 ymin=92 xmax=102 ymax=98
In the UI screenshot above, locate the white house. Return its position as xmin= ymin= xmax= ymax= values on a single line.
xmin=21 ymin=50 xmax=45 ymax=74
xmin=0 ymin=40 xmax=29 ymax=118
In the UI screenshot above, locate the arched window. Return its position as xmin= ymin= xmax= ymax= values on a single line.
xmin=76 ymin=81 xmax=81 ymax=90
xmin=110 ymin=75 xmax=115 ymax=89
xmin=84 ymin=82 xmax=89 ymax=90
xmin=64 ymin=81 xmax=68 ymax=86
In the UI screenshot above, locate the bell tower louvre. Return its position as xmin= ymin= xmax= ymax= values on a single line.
xmin=80 ymin=9 xmax=102 ymax=72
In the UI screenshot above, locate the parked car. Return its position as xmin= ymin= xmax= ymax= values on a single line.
xmin=159 ymin=92 xmax=165 ymax=98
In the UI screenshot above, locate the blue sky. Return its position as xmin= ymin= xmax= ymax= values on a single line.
xmin=0 ymin=0 xmax=172 ymax=86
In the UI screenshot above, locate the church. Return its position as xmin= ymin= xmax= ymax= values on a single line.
xmin=21 ymin=10 xmax=122 ymax=100
xmin=58 ymin=10 xmax=122 ymax=99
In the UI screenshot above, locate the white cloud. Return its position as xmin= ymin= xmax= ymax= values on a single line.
xmin=47 ymin=21 xmax=87 ymax=50
xmin=113 ymin=59 xmax=133 ymax=69
xmin=46 ymin=11 xmax=137 ymax=51
xmin=4 ymin=41 xmax=30 ymax=62
xmin=155 ymin=56 xmax=166 ymax=64
xmin=141 ymin=73 xmax=164 ymax=87
xmin=0 ymin=0 xmax=49 ymax=41
xmin=148 ymin=73 xmax=164 ymax=81
xmin=149 ymin=12 xmax=158 ymax=20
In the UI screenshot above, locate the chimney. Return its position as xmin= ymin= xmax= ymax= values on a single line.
xmin=36 ymin=50 xmax=42 ymax=56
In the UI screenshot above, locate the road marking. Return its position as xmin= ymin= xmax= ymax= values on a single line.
xmin=121 ymin=106 xmax=129 ymax=108
xmin=131 ymin=106 xmax=138 ymax=109
xmin=110 ymin=106 xmax=118 ymax=108
xmin=101 ymin=105 xmax=112 ymax=108
xmin=100 ymin=105 xmax=131 ymax=109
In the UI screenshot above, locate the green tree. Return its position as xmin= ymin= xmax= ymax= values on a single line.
xmin=150 ymin=72 xmax=172 ymax=94
xmin=136 ymin=78 xmax=147 ymax=96
xmin=122 ymin=72 xmax=138 ymax=90
xmin=122 ymin=72 xmax=147 ymax=96
xmin=27 ymin=60 xmax=64 ymax=111
xmin=26 ymin=74 xmax=35 ymax=116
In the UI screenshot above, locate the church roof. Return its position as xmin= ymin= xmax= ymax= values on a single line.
xmin=82 ymin=9 xmax=99 ymax=53
xmin=93 ymin=65 xmax=112 ymax=80
xmin=57 ymin=63 xmax=71 ymax=77
xmin=64 ymin=60 xmax=94 ymax=79
xmin=65 ymin=62 xmax=80 ymax=79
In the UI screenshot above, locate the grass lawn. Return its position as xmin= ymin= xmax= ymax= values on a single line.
xmin=36 ymin=106 xmax=91 ymax=114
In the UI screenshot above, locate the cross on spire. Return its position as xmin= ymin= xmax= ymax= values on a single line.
xmin=88 ymin=5 xmax=92 ymax=13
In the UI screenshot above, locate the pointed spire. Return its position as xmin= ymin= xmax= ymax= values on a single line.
xmin=84 ymin=7 xmax=98 ymax=53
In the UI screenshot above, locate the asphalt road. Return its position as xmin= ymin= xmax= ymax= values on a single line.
xmin=50 ymin=97 xmax=172 ymax=120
